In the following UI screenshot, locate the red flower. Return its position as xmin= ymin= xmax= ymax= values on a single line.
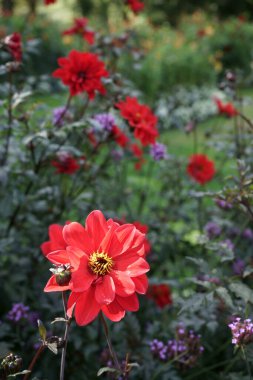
xmin=52 ymin=50 xmax=108 ymax=98
xmin=126 ymin=0 xmax=144 ymax=13
xmin=132 ymin=221 xmax=151 ymax=255
xmin=187 ymin=154 xmax=215 ymax=185
xmin=62 ymin=18 xmax=95 ymax=45
xmin=131 ymin=143 xmax=143 ymax=158
xmin=44 ymin=0 xmax=56 ymax=4
xmin=43 ymin=210 xmax=149 ymax=325
xmin=147 ymin=284 xmax=173 ymax=308
xmin=116 ymin=97 xmax=158 ymax=146
xmin=4 ymin=33 xmax=22 ymax=61
xmin=112 ymin=126 xmax=129 ymax=147
xmin=214 ymin=98 xmax=238 ymax=117
xmin=51 ymin=152 xmax=80 ymax=174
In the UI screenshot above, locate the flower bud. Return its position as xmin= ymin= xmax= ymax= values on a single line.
xmin=0 ymin=353 xmax=22 ymax=376
xmin=50 ymin=264 xmax=71 ymax=286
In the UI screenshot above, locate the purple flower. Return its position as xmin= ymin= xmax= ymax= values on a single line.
xmin=232 ymin=258 xmax=245 ymax=276
xmin=215 ymin=198 xmax=233 ymax=210
xmin=229 ymin=317 xmax=253 ymax=346
xmin=243 ymin=228 xmax=253 ymax=241
xmin=93 ymin=113 xmax=115 ymax=132
xmin=28 ymin=311 xmax=40 ymax=327
xmin=150 ymin=143 xmax=168 ymax=161
xmin=52 ymin=107 xmax=72 ymax=127
xmin=6 ymin=303 xmax=30 ymax=323
xmin=204 ymin=222 xmax=221 ymax=239
xmin=221 ymin=239 xmax=234 ymax=251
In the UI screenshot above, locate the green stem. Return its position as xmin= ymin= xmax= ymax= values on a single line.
xmin=23 ymin=345 xmax=45 ymax=380
xmin=59 ymin=292 xmax=71 ymax=380
xmin=100 ymin=312 xmax=121 ymax=372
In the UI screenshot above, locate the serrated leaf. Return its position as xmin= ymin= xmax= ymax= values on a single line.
xmin=97 ymin=367 xmax=118 ymax=376
xmin=229 ymin=283 xmax=253 ymax=304
xmin=215 ymin=287 xmax=234 ymax=308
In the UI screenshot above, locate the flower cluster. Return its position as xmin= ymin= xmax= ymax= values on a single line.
xmin=52 ymin=106 xmax=72 ymax=127
xmin=52 ymin=50 xmax=108 ymax=98
xmin=147 ymin=284 xmax=173 ymax=308
xmin=150 ymin=325 xmax=204 ymax=369
xmin=6 ymin=303 xmax=30 ymax=322
xmin=204 ymin=222 xmax=221 ymax=239
xmin=41 ymin=210 xmax=149 ymax=325
xmin=229 ymin=317 xmax=253 ymax=346
xmin=62 ymin=18 xmax=95 ymax=45
xmin=150 ymin=142 xmax=168 ymax=161
xmin=116 ymin=97 xmax=158 ymax=146
xmin=187 ymin=154 xmax=215 ymax=185
xmin=3 ymin=33 xmax=22 ymax=61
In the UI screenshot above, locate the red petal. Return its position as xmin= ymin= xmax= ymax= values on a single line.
xmin=46 ymin=250 xmax=69 ymax=265
xmin=116 ymin=293 xmax=139 ymax=311
xmin=110 ymin=270 xmax=135 ymax=297
xmin=95 ymin=275 xmax=115 ymax=305
xmin=40 ymin=241 xmax=51 ymax=256
xmin=132 ymin=274 xmax=148 ymax=294
xmin=73 ymin=288 xmax=101 ymax=326
xmin=67 ymin=291 xmax=81 ymax=318
xmin=71 ymin=255 xmax=95 ymax=292
xmin=85 ymin=210 xmax=108 ymax=249
xmin=102 ymin=301 xmax=125 ymax=322
xmin=63 ymin=222 xmax=93 ymax=254
xmin=115 ymin=257 xmax=149 ymax=277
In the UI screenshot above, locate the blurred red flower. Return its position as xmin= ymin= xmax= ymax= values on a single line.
xmin=43 ymin=210 xmax=149 ymax=325
xmin=51 ymin=153 xmax=80 ymax=174
xmin=126 ymin=0 xmax=144 ymax=13
xmin=131 ymin=143 xmax=143 ymax=158
xmin=187 ymin=154 xmax=215 ymax=185
xmin=4 ymin=33 xmax=22 ymax=61
xmin=214 ymin=98 xmax=238 ymax=117
xmin=52 ymin=50 xmax=108 ymax=98
xmin=44 ymin=0 xmax=57 ymax=4
xmin=41 ymin=223 xmax=67 ymax=257
xmin=62 ymin=18 xmax=95 ymax=45
xmin=147 ymin=284 xmax=173 ymax=308
xmin=116 ymin=97 xmax=158 ymax=146
xmin=112 ymin=125 xmax=129 ymax=147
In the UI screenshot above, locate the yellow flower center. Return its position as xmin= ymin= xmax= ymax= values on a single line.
xmin=88 ymin=252 xmax=113 ymax=276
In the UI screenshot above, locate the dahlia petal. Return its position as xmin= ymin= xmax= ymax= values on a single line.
xmin=46 ymin=250 xmax=69 ymax=265
xmin=66 ymin=246 xmax=87 ymax=269
xmin=67 ymin=291 xmax=82 ymax=318
xmin=115 ymin=257 xmax=150 ymax=276
xmin=99 ymin=222 xmax=118 ymax=254
xmin=95 ymin=275 xmax=115 ymax=305
xmin=85 ymin=210 xmax=108 ymax=248
xmin=63 ymin=222 xmax=93 ymax=254
xmin=110 ymin=270 xmax=135 ymax=297
xmin=71 ymin=255 xmax=96 ymax=292
xmin=107 ymin=225 xmax=136 ymax=258
xmin=48 ymin=224 xmax=64 ymax=242
xmin=40 ymin=241 xmax=51 ymax=256
xmin=102 ymin=301 xmax=125 ymax=322
xmin=44 ymin=275 xmax=70 ymax=292
xmin=132 ymin=274 xmax=148 ymax=294
xmin=73 ymin=288 xmax=100 ymax=326
xmin=116 ymin=293 xmax=139 ymax=312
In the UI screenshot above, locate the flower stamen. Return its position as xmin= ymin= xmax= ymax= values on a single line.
xmin=89 ymin=252 xmax=113 ymax=276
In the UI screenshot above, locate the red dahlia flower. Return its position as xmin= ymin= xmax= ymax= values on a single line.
xmin=62 ymin=18 xmax=95 ymax=45
xmin=51 ymin=152 xmax=80 ymax=174
xmin=147 ymin=284 xmax=173 ymax=308
xmin=126 ymin=0 xmax=144 ymax=13
xmin=4 ymin=33 xmax=22 ymax=61
xmin=43 ymin=210 xmax=149 ymax=325
xmin=214 ymin=98 xmax=238 ymax=117
xmin=52 ymin=50 xmax=108 ymax=98
xmin=116 ymin=97 xmax=158 ymax=146
xmin=187 ymin=154 xmax=215 ymax=185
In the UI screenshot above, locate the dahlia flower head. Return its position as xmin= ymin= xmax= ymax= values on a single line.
xmin=187 ymin=154 xmax=215 ymax=185
xmin=41 ymin=210 xmax=149 ymax=325
xmin=52 ymin=50 xmax=108 ymax=98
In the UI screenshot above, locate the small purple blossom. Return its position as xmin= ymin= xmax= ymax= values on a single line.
xmin=215 ymin=198 xmax=233 ymax=210
xmin=6 ymin=303 xmax=30 ymax=323
xmin=243 ymin=228 xmax=253 ymax=241
xmin=28 ymin=311 xmax=40 ymax=327
xmin=150 ymin=143 xmax=168 ymax=161
xmin=93 ymin=113 xmax=115 ymax=132
xmin=232 ymin=258 xmax=245 ymax=276
xmin=52 ymin=107 xmax=71 ymax=127
xmin=229 ymin=317 xmax=253 ymax=346
xmin=221 ymin=239 xmax=234 ymax=251
xmin=204 ymin=222 xmax=221 ymax=239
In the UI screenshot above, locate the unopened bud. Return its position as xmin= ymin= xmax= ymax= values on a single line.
xmin=50 ymin=264 xmax=71 ymax=286
xmin=0 ymin=353 xmax=22 ymax=376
